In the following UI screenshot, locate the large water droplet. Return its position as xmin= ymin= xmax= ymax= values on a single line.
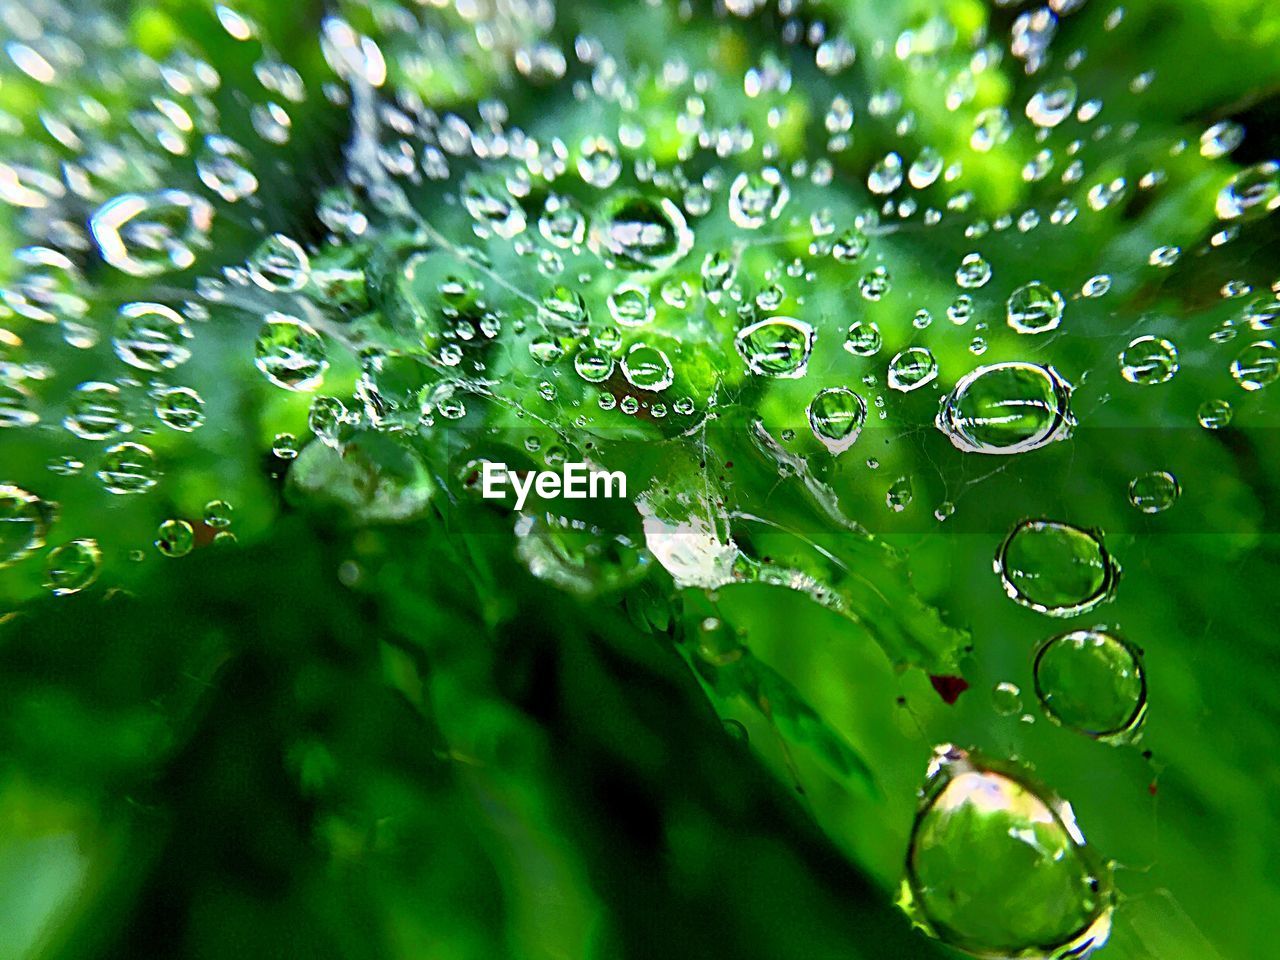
xmin=590 ymin=192 xmax=693 ymax=271
xmin=0 ymin=484 xmax=52 ymax=567
xmin=1119 ymin=335 xmax=1179 ymax=385
xmin=254 ymin=314 xmax=329 ymax=391
xmin=1034 ymin=630 xmax=1146 ymax=740
xmin=45 ymin=539 xmax=102 ymax=595
xmin=729 ymin=168 xmax=789 ymax=228
xmin=249 ymin=234 xmax=310 ymax=292
xmin=1007 ymin=282 xmax=1065 ymax=334
xmin=899 ymin=745 xmax=1114 ymax=959
xmin=113 ymin=302 xmax=192 ymax=371
xmin=936 ymin=362 xmax=1073 ymax=454
xmin=735 ymin=317 xmax=815 ymax=378
xmin=996 ymin=519 xmax=1119 ymax=617
xmin=621 ymin=343 xmax=674 ymax=391
xmin=808 ymin=386 xmax=866 ymax=455
xmin=98 ymin=442 xmax=159 ymax=495
xmin=64 ymin=382 xmax=130 ymax=441
xmin=887 ymin=347 xmax=938 ymax=392
xmin=1229 ymin=340 xmax=1279 ymax=391
xmin=90 ymin=190 xmax=214 ymax=276
xmin=1215 ymin=161 xmax=1280 ymax=220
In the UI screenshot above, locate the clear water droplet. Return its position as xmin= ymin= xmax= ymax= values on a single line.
xmin=90 ymin=190 xmax=214 ymax=276
xmin=44 ymin=539 xmax=102 ymax=595
xmin=1034 ymin=629 xmax=1146 ymax=740
xmin=808 ymin=386 xmax=866 ymax=455
xmin=887 ymin=347 xmax=938 ymax=392
xmin=735 ymin=317 xmax=815 ymax=378
xmin=254 ymin=314 xmax=329 ymax=391
xmin=1119 ymin=335 xmax=1179 ymax=385
xmin=996 ymin=519 xmax=1118 ymax=617
xmin=936 ymin=362 xmax=1073 ymax=454
xmin=1007 ymin=281 xmax=1065 ymax=334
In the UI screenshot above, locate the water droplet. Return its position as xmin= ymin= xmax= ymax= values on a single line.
xmin=1007 ymin=282 xmax=1065 ymax=334
xmin=832 ymin=227 xmax=868 ymax=262
xmin=908 ymin=147 xmax=944 ymax=189
xmin=590 ymin=192 xmax=693 ymax=271
xmin=249 ymin=234 xmax=310 ymax=292
xmin=887 ymin=347 xmax=938 ymax=392
xmin=1229 ymin=340 xmax=1279 ymax=391
xmin=113 ymin=302 xmax=192 ymax=371
xmin=607 ymin=283 xmax=654 ymax=326
xmin=155 ymin=518 xmax=194 ymax=557
xmin=735 ymin=317 xmax=815 ymax=378
xmin=197 ymin=135 xmax=258 ymax=202
xmin=1128 ymin=471 xmax=1179 ymax=513
xmin=887 ymin=476 xmax=913 ymax=511
xmin=1034 ymin=629 xmax=1146 ymax=739
xmin=254 ymin=314 xmax=329 ymax=391
xmin=538 ymin=194 xmax=587 ymax=248
xmin=996 ymin=519 xmax=1118 ymax=617
xmin=1119 ymin=335 xmax=1179 ymax=385
xmin=936 ymin=362 xmax=1073 ymax=454
xmin=955 ymin=253 xmax=992 ymax=289
xmin=575 ymin=344 xmax=616 ymax=384
xmin=1197 ymin=398 xmax=1233 ymax=429
xmin=1026 ymin=77 xmax=1078 ymax=128
xmin=65 ymin=382 xmax=130 ymax=441
xmin=44 ymin=539 xmax=102 ymax=596
xmin=991 ymin=682 xmax=1023 ymax=716
xmin=729 ymin=168 xmax=789 ymax=228
xmin=971 ymin=107 xmax=1012 ymax=152
xmin=1216 ymin=161 xmax=1280 ymax=220
xmin=0 ymin=484 xmax=52 ymax=567
xmin=899 ymin=745 xmax=1114 ymax=959
xmin=0 ymin=380 xmax=38 ymax=428
xmin=843 ymin=320 xmax=882 ymax=357
xmin=1200 ymin=121 xmax=1244 ymax=159
xmin=154 ymin=386 xmax=206 ymax=432
xmin=90 ymin=190 xmax=214 ymax=276
xmin=621 ymin=343 xmax=674 ymax=391
xmin=204 ymin=499 xmax=234 ymax=528
xmin=808 ymin=386 xmax=866 ymax=455
xmin=578 ymin=136 xmax=622 ymax=188
xmin=98 ymin=442 xmax=158 ymax=495
xmin=273 ymin=432 xmax=300 ymax=459
xmin=868 ymin=152 xmax=904 ymax=194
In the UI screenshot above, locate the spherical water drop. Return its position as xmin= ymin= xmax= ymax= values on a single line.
xmin=44 ymin=539 xmax=102 ymax=596
xmin=735 ymin=317 xmax=815 ymax=378
xmin=1128 ymin=471 xmax=1179 ymax=513
xmin=936 ymin=362 xmax=1073 ymax=454
xmin=590 ymin=192 xmax=693 ymax=271
xmin=1229 ymin=340 xmax=1279 ymax=391
xmin=843 ymin=321 xmax=882 ymax=357
xmin=887 ymin=347 xmax=938 ymax=392
xmin=996 ymin=519 xmax=1118 ymax=617
xmin=98 ymin=442 xmax=158 ymax=495
xmin=1034 ymin=630 xmax=1146 ymax=739
xmin=1216 ymin=162 xmax=1280 ymax=220
xmin=113 ymin=302 xmax=192 ymax=371
xmin=1007 ymin=281 xmax=1064 ymax=334
xmin=0 ymin=484 xmax=52 ymax=567
xmin=249 ymin=234 xmax=310 ymax=292
xmin=729 ymin=168 xmax=789 ymax=228
xmin=899 ymin=745 xmax=1114 ymax=959
xmin=254 ymin=314 xmax=329 ymax=391
xmin=1119 ymin=336 xmax=1179 ymax=385
xmin=1197 ymin=398 xmax=1233 ymax=429
xmin=621 ymin=343 xmax=674 ymax=392
xmin=955 ymin=253 xmax=992 ymax=290
xmin=156 ymin=519 xmax=195 ymax=557
xmin=1026 ymin=77 xmax=1078 ymax=128
xmin=65 ymin=382 xmax=130 ymax=441
xmin=808 ymin=387 xmax=866 ymax=455
xmin=868 ymin=152 xmax=904 ymax=194
xmin=154 ymin=386 xmax=205 ymax=432
xmin=90 ymin=190 xmax=214 ymax=276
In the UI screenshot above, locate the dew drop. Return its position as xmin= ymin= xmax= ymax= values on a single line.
xmin=249 ymin=234 xmax=310 ymax=292
xmin=735 ymin=317 xmax=815 ymax=378
xmin=728 ymin=168 xmax=789 ymax=228
xmin=1128 ymin=471 xmax=1179 ymax=513
xmin=1007 ymin=281 xmax=1064 ymax=334
xmin=1119 ymin=335 xmax=1179 ymax=385
xmin=590 ymin=192 xmax=693 ymax=271
xmin=1216 ymin=161 xmax=1280 ymax=220
xmin=996 ymin=519 xmax=1118 ymax=617
xmin=155 ymin=518 xmax=194 ymax=557
xmin=887 ymin=347 xmax=938 ymax=392
xmin=621 ymin=343 xmax=674 ymax=392
xmin=97 ymin=442 xmax=158 ymax=495
xmin=44 ymin=539 xmax=102 ymax=596
xmin=899 ymin=745 xmax=1114 ymax=959
xmin=254 ymin=314 xmax=329 ymax=391
xmin=0 ymin=484 xmax=53 ymax=567
xmin=1034 ymin=629 xmax=1146 ymax=739
xmin=90 ymin=190 xmax=214 ymax=276
xmin=936 ymin=362 xmax=1073 ymax=454
xmin=807 ymin=386 xmax=866 ymax=455
xmin=113 ymin=302 xmax=192 ymax=371
xmin=1229 ymin=340 xmax=1279 ymax=391
xmin=843 ymin=320 xmax=882 ymax=357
